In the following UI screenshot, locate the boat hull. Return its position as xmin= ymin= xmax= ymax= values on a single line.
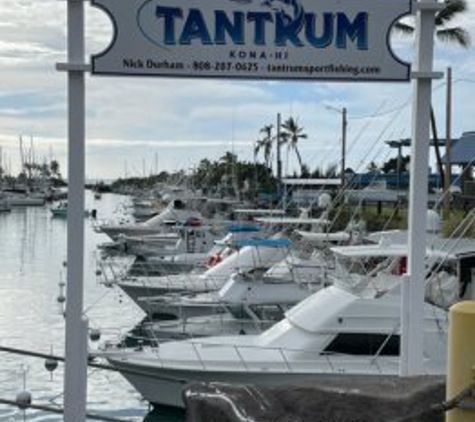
xmin=106 ymin=357 xmax=402 ymax=408
xmin=101 ymin=226 xmax=168 ymax=241
xmin=8 ymin=197 xmax=45 ymax=206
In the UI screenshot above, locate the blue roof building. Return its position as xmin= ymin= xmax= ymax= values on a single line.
xmin=442 ymin=131 xmax=475 ymax=165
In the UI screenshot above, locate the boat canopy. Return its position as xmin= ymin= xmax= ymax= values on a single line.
xmin=231 ymin=237 xmax=291 ymax=248
xmin=226 ymin=222 xmax=261 ymax=233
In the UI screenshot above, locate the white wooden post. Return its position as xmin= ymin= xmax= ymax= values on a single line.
xmin=400 ymin=0 xmax=443 ymax=376
xmin=62 ymin=0 xmax=89 ymax=420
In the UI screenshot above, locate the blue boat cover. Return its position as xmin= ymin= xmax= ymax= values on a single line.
xmin=231 ymin=237 xmax=291 ymax=248
xmin=226 ymin=222 xmax=261 ymax=233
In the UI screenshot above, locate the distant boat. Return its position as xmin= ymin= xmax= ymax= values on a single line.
xmin=50 ymin=201 xmax=91 ymax=218
xmin=97 ymin=199 xmax=203 ymax=241
xmin=3 ymin=189 xmax=45 ymax=206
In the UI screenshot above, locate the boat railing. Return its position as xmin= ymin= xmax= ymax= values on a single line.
xmin=98 ymin=258 xmax=131 ymax=285
xmin=136 ymin=274 xmax=229 ymax=299
xmin=163 ymin=340 xmax=398 ymax=374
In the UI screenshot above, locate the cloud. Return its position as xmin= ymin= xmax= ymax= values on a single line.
xmin=1 ymin=0 xmax=475 ymax=178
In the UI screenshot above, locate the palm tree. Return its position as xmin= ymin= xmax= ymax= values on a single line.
xmin=255 ymin=124 xmax=274 ymax=170
xmin=395 ymin=0 xmax=471 ymax=186
xmin=50 ymin=160 xmax=61 ymax=179
xmin=281 ymin=117 xmax=308 ymax=176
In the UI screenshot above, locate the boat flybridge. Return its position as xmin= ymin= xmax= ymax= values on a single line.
xmin=134 ymin=256 xmax=322 ymax=322
xmin=98 ymin=199 xmax=203 ymax=241
xmin=128 ymin=285 xmax=300 ymax=343
xmin=100 ymin=230 xmax=475 ymax=408
xmin=339 ymin=230 xmax=475 ymax=307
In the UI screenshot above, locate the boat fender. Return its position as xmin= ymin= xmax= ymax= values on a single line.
xmin=397 ymin=257 xmax=407 ymax=275
xmin=207 ymin=253 xmax=222 ymax=267
xmin=45 ymin=358 xmax=58 ymax=380
xmin=16 ymin=391 xmax=32 ymax=409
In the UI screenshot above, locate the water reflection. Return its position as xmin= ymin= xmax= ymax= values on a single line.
xmin=0 ymin=192 xmax=181 ymax=422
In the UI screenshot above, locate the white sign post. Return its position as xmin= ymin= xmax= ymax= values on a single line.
xmin=401 ymin=0 xmax=443 ymax=376
xmin=92 ymin=0 xmax=412 ymax=82
xmin=58 ymin=0 xmax=439 ymax=420
xmin=61 ymin=1 xmax=89 ymax=421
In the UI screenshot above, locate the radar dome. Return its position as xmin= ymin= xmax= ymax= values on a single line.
xmin=318 ymin=193 xmax=332 ymax=209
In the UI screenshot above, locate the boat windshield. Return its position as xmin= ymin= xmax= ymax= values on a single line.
xmin=247 ymin=304 xmax=287 ymax=322
xmin=227 ymin=304 xmax=287 ymax=322
xmin=336 ymin=254 xmax=397 ymax=276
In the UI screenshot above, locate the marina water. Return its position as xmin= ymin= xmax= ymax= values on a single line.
xmin=0 ymin=192 xmax=183 ymax=422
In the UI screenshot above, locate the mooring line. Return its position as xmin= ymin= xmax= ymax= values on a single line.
xmin=0 ymin=345 xmax=188 ymax=384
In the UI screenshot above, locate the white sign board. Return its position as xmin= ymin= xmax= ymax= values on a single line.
xmin=91 ymin=0 xmax=412 ymax=82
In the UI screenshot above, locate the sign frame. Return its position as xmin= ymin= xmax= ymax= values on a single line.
xmin=91 ymin=0 xmax=413 ymax=82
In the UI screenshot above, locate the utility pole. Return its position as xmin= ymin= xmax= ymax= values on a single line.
xmin=443 ymin=67 xmax=452 ymax=217
xmin=326 ymin=106 xmax=347 ymax=189
xmin=276 ymin=113 xmax=282 ymax=182
xmin=341 ymin=107 xmax=347 ymax=189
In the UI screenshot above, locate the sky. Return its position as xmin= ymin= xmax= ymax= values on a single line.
xmin=1 ymin=0 xmax=475 ymax=180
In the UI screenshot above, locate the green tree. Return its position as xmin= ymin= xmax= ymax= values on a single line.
xmin=281 ymin=117 xmax=307 ymax=176
xmin=381 ymin=155 xmax=411 ymax=174
xmin=255 ymin=124 xmax=274 ymax=170
xmin=395 ymin=0 xmax=471 ymax=185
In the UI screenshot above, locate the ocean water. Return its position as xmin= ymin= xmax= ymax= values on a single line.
xmin=0 ymin=192 xmax=184 ymax=422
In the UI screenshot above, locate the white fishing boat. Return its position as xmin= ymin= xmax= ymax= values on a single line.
xmin=98 ymin=199 xmax=203 ymax=241
xmin=131 ymin=199 xmax=161 ymax=221
xmin=111 ymin=237 xmax=292 ymax=316
xmin=101 ymin=282 xmax=448 ymax=408
xmin=122 ymin=222 xmax=262 ymax=277
xmin=122 ymin=222 xmax=219 ymax=259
